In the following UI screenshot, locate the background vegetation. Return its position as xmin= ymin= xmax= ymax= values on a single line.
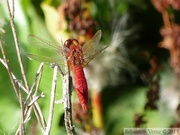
xmin=0 ymin=0 xmax=180 ymax=135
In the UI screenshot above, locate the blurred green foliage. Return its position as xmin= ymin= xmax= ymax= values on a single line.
xmin=0 ymin=0 xmax=178 ymax=135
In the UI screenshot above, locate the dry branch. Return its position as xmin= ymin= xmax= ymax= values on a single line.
xmin=44 ymin=65 xmax=58 ymax=135
xmin=62 ymin=64 xmax=76 ymax=135
xmin=2 ymin=0 xmax=47 ymax=133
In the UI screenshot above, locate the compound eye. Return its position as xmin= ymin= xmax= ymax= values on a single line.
xmin=64 ymin=39 xmax=72 ymax=48
xmin=72 ymin=39 xmax=79 ymax=46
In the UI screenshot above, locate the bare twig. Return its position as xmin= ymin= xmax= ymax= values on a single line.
xmin=6 ymin=0 xmax=29 ymax=91
xmin=28 ymin=93 xmax=45 ymax=107
xmin=15 ymin=91 xmax=45 ymax=134
xmin=25 ymin=63 xmax=46 ymax=131
xmin=33 ymin=102 xmax=47 ymax=130
xmin=0 ymin=58 xmax=46 ymax=131
xmin=24 ymin=64 xmax=47 ymax=131
xmin=44 ymin=66 xmax=58 ymax=135
xmin=5 ymin=1 xmax=27 ymax=134
xmin=0 ymin=57 xmax=27 ymax=92
xmin=0 ymin=35 xmax=26 ymax=135
xmin=29 ymin=64 xmax=47 ymax=130
xmin=0 ymin=38 xmax=20 ymax=96
xmin=1 ymin=55 xmax=47 ymax=134
xmin=17 ymin=84 xmax=25 ymax=135
xmin=63 ymin=63 xmax=75 ymax=135
xmin=34 ymin=63 xmax=44 ymax=97
xmin=5 ymin=0 xmax=48 ymax=132
xmin=25 ymin=63 xmax=44 ymax=102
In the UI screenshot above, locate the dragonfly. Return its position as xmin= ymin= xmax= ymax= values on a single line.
xmin=27 ymin=30 xmax=107 ymax=111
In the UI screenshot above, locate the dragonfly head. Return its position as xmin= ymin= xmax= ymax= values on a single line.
xmin=64 ymin=38 xmax=79 ymax=48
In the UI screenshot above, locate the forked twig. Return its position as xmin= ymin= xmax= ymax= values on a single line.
xmin=28 ymin=93 xmax=45 ymax=107
xmin=14 ymin=63 xmax=46 ymax=134
xmin=25 ymin=63 xmax=44 ymax=102
xmin=26 ymin=63 xmax=47 ymax=130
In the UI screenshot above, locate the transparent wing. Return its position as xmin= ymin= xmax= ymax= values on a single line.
xmin=27 ymin=34 xmax=66 ymax=65
xmin=28 ymin=34 xmax=64 ymax=59
xmin=82 ymin=30 xmax=101 ymax=58
xmin=82 ymin=30 xmax=107 ymax=66
xmin=26 ymin=53 xmax=64 ymax=66
xmin=82 ymin=46 xmax=108 ymax=67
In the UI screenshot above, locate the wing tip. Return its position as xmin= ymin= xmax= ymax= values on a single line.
xmin=96 ymin=30 xmax=102 ymax=38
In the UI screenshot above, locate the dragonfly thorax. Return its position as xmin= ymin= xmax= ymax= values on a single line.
xmin=63 ymin=39 xmax=84 ymax=69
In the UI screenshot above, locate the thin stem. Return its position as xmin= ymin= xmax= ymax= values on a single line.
xmin=25 ymin=63 xmax=46 ymax=130
xmin=44 ymin=66 xmax=58 ymax=135
xmin=6 ymin=0 xmax=30 ymax=91
xmin=28 ymin=93 xmax=45 ymax=107
xmin=17 ymin=84 xmax=25 ymax=135
xmin=0 ymin=36 xmax=26 ymax=135
xmin=4 ymin=0 xmax=47 ymax=133
xmin=33 ymin=102 xmax=47 ymax=130
xmin=25 ymin=63 xmax=44 ymax=102
xmin=15 ymin=92 xmax=44 ymax=134
xmin=0 ymin=37 xmax=19 ymax=96
xmin=34 ymin=63 xmax=44 ymax=96
xmin=1 ymin=44 xmax=46 ymax=133
xmin=0 ymin=58 xmax=46 ymax=131
xmin=0 ymin=58 xmax=27 ymax=93
xmin=63 ymin=62 xmax=75 ymax=135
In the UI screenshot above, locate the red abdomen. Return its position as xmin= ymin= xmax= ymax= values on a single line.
xmin=73 ymin=65 xmax=88 ymax=110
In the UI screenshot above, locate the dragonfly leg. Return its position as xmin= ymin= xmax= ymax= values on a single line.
xmin=57 ymin=66 xmax=65 ymax=76
xmin=50 ymin=63 xmax=64 ymax=76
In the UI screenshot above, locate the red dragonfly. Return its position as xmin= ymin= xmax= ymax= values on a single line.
xmin=27 ymin=30 xmax=107 ymax=110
